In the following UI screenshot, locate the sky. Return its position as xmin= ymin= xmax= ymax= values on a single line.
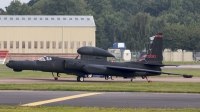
xmin=0 ymin=0 xmax=30 ymax=10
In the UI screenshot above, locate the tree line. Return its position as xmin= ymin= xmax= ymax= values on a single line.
xmin=1 ymin=0 xmax=200 ymax=52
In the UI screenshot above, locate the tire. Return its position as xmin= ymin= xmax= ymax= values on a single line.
xmin=77 ymin=76 xmax=84 ymax=82
xmin=88 ymin=74 xmax=92 ymax=78
xmin=77 ymin=76 xmax=80 ymax=82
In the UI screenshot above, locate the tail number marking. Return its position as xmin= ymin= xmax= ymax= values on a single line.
xmin=147 ymin=55 xmax=156 ymax=58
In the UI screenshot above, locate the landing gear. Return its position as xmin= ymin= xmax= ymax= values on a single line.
xmin=105 ymin=75 xmax=114 ymax=80
xmin=87 ymin=74 xmax=92 ymax=78
xmin=52 ymin=72 xmax=60 ymax=80
xmin=105 ymin=75 xmax=109 ymax=80
xmin=145 ymin=76 xmax=152 ymax=83
xmin=141 ymin=76 xmax=146 ymax=79
xmin=130 ymin=78 xmax=133 ymax=82
xmin=77 ymin=76 xmax=84 ymax=82
xmin=141 ymin=76 xmax=152 ymax=83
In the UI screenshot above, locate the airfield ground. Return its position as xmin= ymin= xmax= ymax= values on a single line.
xmin=0 ymin=64 xmax=200 ymax=111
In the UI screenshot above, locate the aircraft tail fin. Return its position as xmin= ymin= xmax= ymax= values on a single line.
xmin=140 ymin=33 xmax=163 ymax=64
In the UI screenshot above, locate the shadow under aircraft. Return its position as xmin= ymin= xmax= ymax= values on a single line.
xmin=6 ymin=33 xmax=193 ymax=82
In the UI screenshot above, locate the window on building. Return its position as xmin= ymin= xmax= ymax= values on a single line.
xmin=22 ymin=41 xmax=25 ymax=49
xmin=10 ymin=18 xmax=13 ymax=20
xmin=64 ymin=41 xmax=68 ymax=49
xmin=63 ymin=18 xmax=66 ymax=20
xmin=57 ymin=18 xmax=60 ymax=20
xmin=4 ymin=17 xmax=7 ymax=20
xmin=28 ymin=18 xmax=31 ymax=20
xmin=59 ymin=41 xmax=62 ymax=49
xmin=75 ymin=18 xmax=78 ymax=20
xmin=70 ymin=41 xmax=74 ymax=49
xmin=51 ymin=18 xmax=54 ymax=20
xmin=34 ymin=18 xmax=37 ymax=20
xmin=82 ymin=41 xmax=86 ymax=46
xmin=45 ymin=18 xmax=48 ymax=20
xmin=81 ymin=18 xmax=84 ymax=20
xmin=34 ymin=41 xmax=38 ymax=49
xmin=87 ymin=18 xmax=90 ymax=20
xmin=69 ymin=18 xmax=72 ymax=20
xmin=3 ymin=41 xmax=6 ymax=48
xmin=16 ymin=41 xmax=19 ymax=49
xmin=40 ymin=18 xmax=43 ymax=20
xmin=40 ymin=41 xmax=43 ymax=49
xmin=46 ymin=41 xmax=50 ymax=49
xmin=52 ymin=41 xmax=56 ymax=49
xmin=10 ymin=41 xmax=13 ymax=48
xmin=28 ymin=41 xmax=31 ymax=49
xmin=77 ymin=41 xmax=80 ymax=49
xmin=88 ymin=41 xmax=92 ymax=46
xmin=22 ymin=18 xmax=25 ymax=20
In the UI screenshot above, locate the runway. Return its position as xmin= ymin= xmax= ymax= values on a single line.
xmin=0 ymin=90 xmax=199 ymax=108
xmin=0 ymin=77 xmax=199 ymax=84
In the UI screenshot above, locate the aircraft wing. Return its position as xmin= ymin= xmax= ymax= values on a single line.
xmin=144 ymin=63 xmax=179 ymax=67
xmin=106 ymin=65 xmax=193 ymax=78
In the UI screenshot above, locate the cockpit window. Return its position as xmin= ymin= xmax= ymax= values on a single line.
xmin=37 ymin=57 xmax=46 ymax=61
xmin=37 ymin=56 xmax=52 ymax=61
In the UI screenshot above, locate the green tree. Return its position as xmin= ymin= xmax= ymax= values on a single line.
xmin=6 ymin=0 xmax=30 ymax=15
xmin=123 ymin=13 xmax=151 ymax=51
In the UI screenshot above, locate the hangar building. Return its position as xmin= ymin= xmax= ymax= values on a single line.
xmin=0 ymin=15 xmax=96 ymax=61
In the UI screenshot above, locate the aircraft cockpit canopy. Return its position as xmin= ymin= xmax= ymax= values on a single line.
xmin=37 ymin=56 xmax=52 ymax=61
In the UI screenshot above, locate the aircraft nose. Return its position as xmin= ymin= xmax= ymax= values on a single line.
xmin=6 ymin=62 xmax=11 ymax=68
xmin=6 ymin=61 xmax=13 ymax=68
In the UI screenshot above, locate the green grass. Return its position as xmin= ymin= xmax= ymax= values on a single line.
xmin=0 ymin=82 xmax=200 ymax=93
xmin=0 ymin=70 xmax=75 ymax=78
xmin=161 ymin=69 xmax=200 ymax=77
xmin=0 ymin=106 xmax=199 ymax=112
xmin=163 ymin=61 xmax=200 ymax=65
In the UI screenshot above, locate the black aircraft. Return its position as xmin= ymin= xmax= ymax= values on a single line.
xmin=6 ymin=33 xmax=193 ymax=82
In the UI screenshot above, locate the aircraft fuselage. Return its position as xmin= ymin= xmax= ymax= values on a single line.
xmin=6 ymin=57 xmax=161 ymax=78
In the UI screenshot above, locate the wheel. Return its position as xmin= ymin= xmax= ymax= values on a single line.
xmin=87 ymin=74 xmax=92 ymax=78
xmin=77 ymin=76 xmax=80 ymax=82
xmin=79 ymin=76 xmax=84 ymax=82
xmin=130 ymin=79 xmax=133 ymax=82
xmin=105 ymin=75 xmax=109 ymax=80
xmin=141 ymin=76 xmax=146 ymax=79
xmin=77 ymin=76 xmax=84 ymax=82
xmin=54 ymin=77 xmax=58 ymax=80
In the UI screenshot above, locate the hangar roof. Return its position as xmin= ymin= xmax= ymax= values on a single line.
xmin=0 ymin=15 xmax=95 ymax=27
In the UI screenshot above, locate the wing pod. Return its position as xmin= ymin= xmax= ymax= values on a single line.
xmin=183 ymin=74 xmax=193 ymax=78
xmin=77 ymin=46 xmax=115 ymax=57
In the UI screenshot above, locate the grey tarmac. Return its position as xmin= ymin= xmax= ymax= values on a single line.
xmin=0 ymin=77 xmax=200 ymax=84
xmin=0 ymin=90 xmax=199 ymax=108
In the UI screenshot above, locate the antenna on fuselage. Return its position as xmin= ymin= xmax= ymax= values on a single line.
xmin=75 ymin=55 xmax=79 ymax=59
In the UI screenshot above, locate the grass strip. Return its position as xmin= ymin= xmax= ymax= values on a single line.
xmin=0 ymin=106 xmax=200 ymax=112
xmin=0 ymin=82 xmax=200 ymax=93
xmin=163 ymin=61 xmax=200 ymax=65
xmin=0 ymin=70 xmax=75 ymax=78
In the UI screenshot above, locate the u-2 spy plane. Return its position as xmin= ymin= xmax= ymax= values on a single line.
xmin=6 ymin=33 xmax=193 ymax=82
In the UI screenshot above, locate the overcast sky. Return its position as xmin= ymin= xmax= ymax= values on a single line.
xmin=0 ymin=0 xmax=30 ymax=10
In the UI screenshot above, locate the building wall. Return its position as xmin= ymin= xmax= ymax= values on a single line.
xmin=163 ymin=51 xmax=193 ymax=61
xmin=0 ymin=26 xmax=95 ymax=54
